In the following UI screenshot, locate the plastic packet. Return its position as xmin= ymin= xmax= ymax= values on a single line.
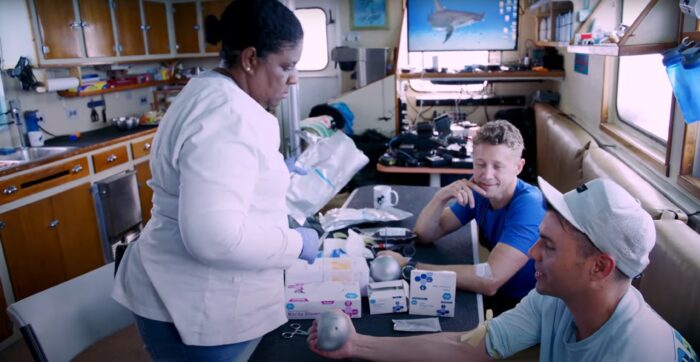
xmin=392 ymin=318 xmax=442 ymax=332
xmin=319 ymin=207 xmax=413 ymax=232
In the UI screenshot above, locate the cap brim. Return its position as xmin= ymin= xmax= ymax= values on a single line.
xmin=537 ymin=177 xmax=584 ymax=233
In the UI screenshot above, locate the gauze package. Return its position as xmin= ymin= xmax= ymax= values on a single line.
xmin=320 ymin=207 xmax=413 ymax=232
xmin=287 ymin=131 xmax=369 ymax=224
xmin=392 ymin=317 xmax=442 ymax=332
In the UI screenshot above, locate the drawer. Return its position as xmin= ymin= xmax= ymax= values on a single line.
xmin=92 ymin=145 xmax=128 ymax=173
xmin=131 ymin=137 xmax=154 ymax=159
xmin=0 ymin=158 xmax=89 ymax=205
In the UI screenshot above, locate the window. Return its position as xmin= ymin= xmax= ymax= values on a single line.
xmin=294 ymin=8 xmax=328 ymax=71
xmin=616 ymin=54 xmax=673 ymax=144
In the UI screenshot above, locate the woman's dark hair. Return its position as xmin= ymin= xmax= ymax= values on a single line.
xmin=204 ymin=0 xmax=303 ymax=66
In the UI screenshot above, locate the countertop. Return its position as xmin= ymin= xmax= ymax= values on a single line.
xmin=0 ymin=126 xmax=157 ymax=178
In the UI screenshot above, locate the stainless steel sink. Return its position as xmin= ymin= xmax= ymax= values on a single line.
xmin=0 ymin=146 xmax=77 ymax=170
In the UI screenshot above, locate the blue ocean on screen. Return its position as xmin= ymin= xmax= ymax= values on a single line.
xmin=407 ymin=0 xmax=519 ymax=52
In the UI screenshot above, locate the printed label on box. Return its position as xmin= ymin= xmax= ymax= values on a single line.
xmin=285 ymin=281 xmax=362 ymax=320
xmin=409 ymin=270 xmax=456 ymax=317
xmin=368 ymin=280 xmax=409 ymax=315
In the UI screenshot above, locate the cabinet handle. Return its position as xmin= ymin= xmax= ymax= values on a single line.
xmin=0 ymin=221 xmax=5 ymax=230
xmin=81 ymin=21 xmax=89 ymax=28
xmin=69 ymin=21 xmax=81 ymax=29
xmin=70 ymin=165 xmax=83 ymax=174
xmin=144 ymin=143 xmax=151 ymax=151
xmin=106 ymin=154 xmax=118 ymax=163
xmin=193 ymin=24 xmax=200 ymax=31
xmin=49 ymin=220 xmax=59 ymax=229
xmin=3 ymin=186 xmax=17 ymax=195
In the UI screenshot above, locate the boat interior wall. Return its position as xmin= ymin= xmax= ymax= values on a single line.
xmin=534 ymin=103 xmax=686 ymax=221
xmin=641 ymin=220 xmax=700 ymax=351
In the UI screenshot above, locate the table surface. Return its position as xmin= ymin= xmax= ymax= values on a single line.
xmin=249 ymin=185 xmax=483 ymax=361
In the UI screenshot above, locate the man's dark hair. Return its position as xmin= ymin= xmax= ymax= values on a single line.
xmin=204 ymin=0 xmax=304 ymax=66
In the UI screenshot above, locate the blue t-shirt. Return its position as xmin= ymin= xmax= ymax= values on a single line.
xmin=487 ymin=288 xmax=698 ymax=361
xmin=449 ymin=179 xmax=545 ymax=299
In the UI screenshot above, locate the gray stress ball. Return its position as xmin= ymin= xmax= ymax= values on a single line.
xmin=370 ymin=255 xmax=402 ymax=281
xmin=316 ymin=311 xmax=351 ymax=352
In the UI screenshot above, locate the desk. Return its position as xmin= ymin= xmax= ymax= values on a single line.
xmin=376 ymin=164 xmax=473 ymax=187
xmin=249 ymin=185 xmax=483 ymax=361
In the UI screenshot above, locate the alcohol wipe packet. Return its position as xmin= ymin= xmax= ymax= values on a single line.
xmin=392 ymin=317 xmax=442 ymax=332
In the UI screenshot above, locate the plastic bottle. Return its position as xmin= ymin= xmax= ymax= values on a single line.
xmin=662 ymin=42 xmax=696 ymax=123
xmin=680 ymin=45 xmax=700 ymax=123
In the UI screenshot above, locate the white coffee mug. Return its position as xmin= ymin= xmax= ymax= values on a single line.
xmin=28 ymin=131 xmax=44 ymax=147
xmin=373 ymin=185 xmax=399 ymax=209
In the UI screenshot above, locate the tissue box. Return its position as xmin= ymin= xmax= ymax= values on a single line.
xmin=368 ymin=280 xmax=409 ymax=315
xmin=285 ymin=281 xmax=362 ymax=320
xmin=409 ymin=270 xmax=456 ymax=317
xmin=285 ymin=257 xmax=369 ymax=296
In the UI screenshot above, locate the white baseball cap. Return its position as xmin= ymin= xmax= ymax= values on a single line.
xmin=537 ymin=177 xmax=656 ymax=278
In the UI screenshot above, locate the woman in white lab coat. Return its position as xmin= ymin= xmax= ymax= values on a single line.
xmin=112 ymin=0 xmax=320 ymax=360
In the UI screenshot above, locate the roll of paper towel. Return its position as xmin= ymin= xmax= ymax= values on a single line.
xmin=46 ymin=77 xmax=79 ymax=91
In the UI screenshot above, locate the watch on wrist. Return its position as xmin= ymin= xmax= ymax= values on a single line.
xmin=401 ymin=259 xmax=418 ymax=280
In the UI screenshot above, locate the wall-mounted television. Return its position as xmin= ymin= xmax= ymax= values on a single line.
xmin=407 ymin=0 xmax=520 ymax=52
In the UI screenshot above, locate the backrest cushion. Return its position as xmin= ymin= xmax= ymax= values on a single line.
xmin=639 ymin=220 xmax=700 ymax=350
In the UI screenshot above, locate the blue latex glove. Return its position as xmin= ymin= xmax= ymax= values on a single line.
xmin=285 ymin=156 xmax=307 ymax=175
xmin=295 ymin=227 xmax=320 ymax=264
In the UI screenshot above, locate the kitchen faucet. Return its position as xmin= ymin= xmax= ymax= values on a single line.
xmin=6 ymin=100 xmax=26 ymax=149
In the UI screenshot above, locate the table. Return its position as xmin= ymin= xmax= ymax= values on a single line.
xmin=376 ymin=164 xmax=473 ymax=187
xmin=249 ymin=185 xmax=483 ymax=361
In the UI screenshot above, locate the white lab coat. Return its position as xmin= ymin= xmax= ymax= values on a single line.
xmin=113 ymin=71 xmax=303 ymax=346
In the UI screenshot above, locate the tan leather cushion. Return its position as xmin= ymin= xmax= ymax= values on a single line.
xmin=534 ymin=103 xmax=596 ymax=192
xmin=639 ymin=220 xmax=700 ymax=350
xmin=582 ymin=147 xmax=686 ymax=220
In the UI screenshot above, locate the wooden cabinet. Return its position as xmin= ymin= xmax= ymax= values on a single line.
xmin=32 ymin=0 xmax=83 ymax=59
xmin=114 ymin=0 xmax=146 ymax=56
xmin=173 ymin=2 xmax=199 ymax=54
xmin=529 ymin=0 xmax=574 ymax=47
xmin=32 ymin=0 xmax=115 ymax=60
xmin=134 ymin=161 xmax=153 ymax=223
xmin=0 ymin=183 xmax=103 ymax=300
xmin=202 ymin=0 xmax=231 ymax=53
xmin=78 ymin=0 xmax=117 ymax=57
xmin=131 ymin=136 xmax=154 ymax=159
xmin=0 ymin=158 xmax=89 ymax=206
xmin=92 ymin=145 xmax=129 ymax=173
xmin=143 ymin=0 xmax=170 ymax=55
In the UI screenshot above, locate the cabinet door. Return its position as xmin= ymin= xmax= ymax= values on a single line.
xmin=173 ymin=2 xmax=199 ymax=53
xmin=50 ymin=183 xmax=103 ymax=280
xmin=202 ymin=0 xmax=230 ymax=53
xmin=143 ymin=1 xmax=170 ymax=55
xmin=114 ymin=0 xmax=146 ymax=56
xmin=0 ymin=198 xmax=66 ymax=301
xmin=134 ymin=161 xmax=153 ymax=224
xmin=33 ymin=0 xmax=82 ymax=59
xmin=78 ymin=0 xmax=116 ymax=57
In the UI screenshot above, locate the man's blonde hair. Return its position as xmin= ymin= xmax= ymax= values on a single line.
xmin=473 ymin=120 xmax=524 ymax=157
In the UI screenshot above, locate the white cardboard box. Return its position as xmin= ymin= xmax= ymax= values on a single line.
xmin=285 ymin=257 xmax=370 ymax=296
xmin=368 ymin=280 xmax=409 ymax=315
xmin=285 ymin=281 xmax=362 ymax=320
xmin=409 ymin=270 xmax=456 ymax=317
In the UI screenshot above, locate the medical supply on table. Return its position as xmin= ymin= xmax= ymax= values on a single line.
xmin=285 ymin=281 xmax=362 ymax=320
xmin=369 ymin=255 xmax=402 ymax=282
xmin=368 ymin=280 xmax=409 ymax=315
xmin=285 ymin=257 xmax=370 ymax=296
xmin=392 ymin=317 xmax=442 ymax=332
xmin=280 ymin=323 xmax=309 ymax=339
xmin=319 ymin=207 xmax=413 ymax=232
xmin=287 ymin=131 xmax=368 ymax=224
xmin=409 ymin=270 xmax=457 ymax=317
xmin=315 ymin=311 xmax=351 ymax=351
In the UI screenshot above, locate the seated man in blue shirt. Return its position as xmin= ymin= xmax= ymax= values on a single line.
xmin=308 ymin=177 xmax=698 ymax=362
xmin=381 ymin=120 xmax=545 ymax=314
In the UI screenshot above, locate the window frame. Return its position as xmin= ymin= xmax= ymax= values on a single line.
xmin=599 ymin=56 xmax=674 ymax=176
xmin=293 ymin=7 xmax=329 ymax=72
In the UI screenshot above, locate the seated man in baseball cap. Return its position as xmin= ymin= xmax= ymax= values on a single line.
xmin=308 ymin=177 xmax=698 ymax=361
